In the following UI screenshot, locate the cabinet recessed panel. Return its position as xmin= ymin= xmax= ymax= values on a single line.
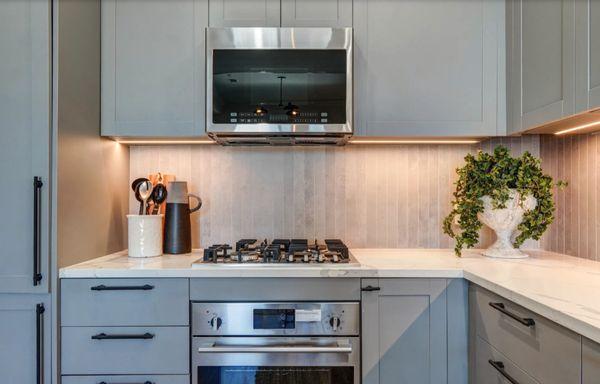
xmin=0 ymin=0 xmax=50 ymax=292
xmin=522 ymin=1 xmax=564 ymax=113
xmin=281 ymin=0 xmax=352 ymax=27
xmin=370 ymin=2 xmax=482 ymax=122
xmin=0 ymin=306 xmax=36 ymax=382
xmin=294 ymin=0 xmax=338 ymax=20
xmin=591 ymin=2 xmax=600 ymax=90
xmin=379 ymin=296 xmax=430 ymax=384
xmin=354 ymin=0 xmax=503 ymax=136
xmin=102 ymin=0 xmax=207 ymax=136
xmin=0 ymin=296 xmax=51 ymax=384
xmin=209 ymin=0 xmax=280 ymax=27
xmin=114 ymin=1 xmax=194 ymax=132
xmin=589 ymin=1 xmax=600 ymax=108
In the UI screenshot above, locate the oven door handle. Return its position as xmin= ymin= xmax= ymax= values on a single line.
xmin=197 ymin=341 xmax=353 ymax=354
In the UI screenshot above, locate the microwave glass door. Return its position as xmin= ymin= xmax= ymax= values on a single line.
xmin=212 ymin=50 xmax=347 ymax=125
xmin=197 ymin=366 xmax=354 ymax=384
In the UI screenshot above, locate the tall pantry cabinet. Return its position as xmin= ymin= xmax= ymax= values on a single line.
xmin=0 ymin=1 xmax=129 ymax=383
xmin=0 ymin=0 xmax=52 ymax=382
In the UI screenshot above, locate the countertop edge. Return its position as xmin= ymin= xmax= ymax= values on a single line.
xmin=463 ymin=270 xmax=600 ymax=344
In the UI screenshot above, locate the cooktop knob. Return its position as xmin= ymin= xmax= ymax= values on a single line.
xmin=210 ymin=316 xmax=222 ymax=331
xmin=329 ymin=316 xmax=341 ymax=331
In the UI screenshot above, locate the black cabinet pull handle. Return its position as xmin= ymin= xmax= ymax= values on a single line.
xmin=91 ymin=284 xmax=154 ymax=291
xmin=361 ymin=286 xmax=381 ymax=292
xmin=33 ymin=177 xmax=43 ymax=286
xmin=99 ymin=381 xmax=153 ymax=384
xmin=489 ymin=302 xmax=535 ymax=327
xmin=36 ymin=303 xmax=45 ymax=384
xmin=91 ymin=332 xmax=154 ymax=340
xmin=489 ymin=360 xmax=520 ymax=384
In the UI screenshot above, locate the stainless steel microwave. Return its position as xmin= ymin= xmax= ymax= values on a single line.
xmin=206 ymin=27 xmax=353 ymax=145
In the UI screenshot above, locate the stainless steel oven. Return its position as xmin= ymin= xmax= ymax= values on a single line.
xmin=206 ymin=27 xmax=353 ymax=145
xmin=191 ymin=302 xmax=360 ymax=384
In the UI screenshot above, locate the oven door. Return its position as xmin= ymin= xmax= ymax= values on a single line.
xmin=192 ymin=337 xmax=359 ymax=384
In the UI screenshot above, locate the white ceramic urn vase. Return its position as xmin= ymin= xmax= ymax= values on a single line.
xmin=478 ymin=189 xmax=537 ymax=259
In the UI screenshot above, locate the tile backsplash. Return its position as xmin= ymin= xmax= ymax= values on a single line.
xmin=541 ymin=133 xmax=599 ymax=261
xmin=130 ymin=136 xmax=540 ymax=250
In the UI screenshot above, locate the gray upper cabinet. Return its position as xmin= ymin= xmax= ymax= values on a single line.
xmin=354 ymin=0 xmax=506 ymax=137
xmin=575 ymin=0 xmax=600 ymax=112
xmin=209 ymin=0 xmax=280 ymax=27
xmin=583 ymin=338 xmax=600 ymax=384
xmin=281 ymin=0 xmax=352 ymax=27
xmin=101 ymin=0 xmax=208 ymax=137
xmin=362 ymin=279 xmax=450 ymax=384
xmin=0 ymin=0 xmax=51 ymax=293
xmin=0 ymin=295 xmax=51 ymax=384
xmin=507 ymin=0 xmax=576 ymax=134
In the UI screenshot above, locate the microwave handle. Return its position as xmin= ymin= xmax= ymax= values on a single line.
xmin=198 ymin=341 xmax=352 ymax=354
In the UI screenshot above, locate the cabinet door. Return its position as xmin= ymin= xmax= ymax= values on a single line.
xmin=0 ymin=0 xmax=51 ymax=292
xmin=354 ymin=0 xmax=505 ymax=137
xmin=362 ymin=279 xmax=448 ymax=384
xmin=583 ymin=338 xmax=600 ymax=384
xmin=0 ymin=295 xmax=51 ymax=384
xmin=281 ymin=0 xmax=352 ymax=27
xmin=101 ymin=0 xmax=207 ymax=137
xmin=209 ymin=0 xmax=280 ymax=27
xmin=507 ymin=0 xmax=575 ymax=134
xmin=575 ymin=0 xmax=600 ymax=111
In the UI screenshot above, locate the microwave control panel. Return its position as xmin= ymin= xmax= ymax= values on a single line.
xmin=227 ymin=111 xmax=330 ymax=124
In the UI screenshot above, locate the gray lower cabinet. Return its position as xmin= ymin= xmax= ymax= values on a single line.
xmin=209 ymin=0 xmax=280 ymax=26
xmin=354 ymin=0 xmax=506 ymax=137
xmin=101 ymin=0 xmax=208 ymax=137
xmin=361 ymin=278 xmax=467 ymax=384
xmin=281 ymin=0 xmax=352 ymax=27
xmin=506 ymin=0 xmax=576 ymax=133
xmin=0 ymin=295 xmax=51 ymax=384
xmin=470 ymin=284 xmax=581 ymax=384
xmin=61 ymin=326 xmax=189 ymax=375
xmin=0 ymin=0 xmax=51 ymax=293
xmin=575 ymin=0 xmax=600 ymax=112
xmin=61 ymin=376 xmax=189 ymax=384
xmin=61 ymin=278 xmax=189 ymax=326
xmin=583 ymin=338 xmax=600 ymax=384
xmin=61 ymin=278 xmax=190 ymax=379
xmin=474 ymin=336 xmax=538 ymax=384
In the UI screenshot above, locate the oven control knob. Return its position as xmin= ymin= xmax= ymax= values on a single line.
xmin=329 ymin=316 xmax=341 ymax=331
xmin=210 ymin=316 xmax=222 ymax=331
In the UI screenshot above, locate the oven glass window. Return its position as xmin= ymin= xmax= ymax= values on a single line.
xmin=212 ymin=50 xmax=347 ymax=125
xmin=198 ymin=366 xmax=353 ymax=384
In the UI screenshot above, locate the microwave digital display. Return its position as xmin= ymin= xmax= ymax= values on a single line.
xmin=212 ymin=49 xmax=347 ymax=125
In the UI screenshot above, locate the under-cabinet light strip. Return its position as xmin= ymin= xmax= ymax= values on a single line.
xmin=554 ymin=120 xmax=600 ymax=135
xmin=114 ymin=139 xmax=216 ymax=145
xmin=114 ymin=138 xmax=481 ymax=145
xmin=348 ymin=139 xmax=480 ymax=144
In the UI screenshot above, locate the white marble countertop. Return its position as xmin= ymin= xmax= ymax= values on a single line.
xmin=60 ymin=248 xmax=600 ymax=344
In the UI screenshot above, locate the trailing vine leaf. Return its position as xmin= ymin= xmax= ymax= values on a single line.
xmin=443 ymin=146 xmax=565 ymax=256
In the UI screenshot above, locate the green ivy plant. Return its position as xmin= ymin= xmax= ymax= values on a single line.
xmin=443 ymin=146 xmax=566 ymax=256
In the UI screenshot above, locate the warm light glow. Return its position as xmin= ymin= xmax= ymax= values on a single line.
xmin=554 ymin=120 xmax=600 ymax=135
xmin=114 ymin=139 xmax=216 ymax=145
xmin=349 ymin=139 xmax=481 ymax=145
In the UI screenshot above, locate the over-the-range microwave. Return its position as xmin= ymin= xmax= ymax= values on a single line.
xmin=206 ymin=27 xmax=353 ymax=145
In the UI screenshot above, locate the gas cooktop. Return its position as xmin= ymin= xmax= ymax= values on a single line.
xmin=192 ymin=239 xmax=358 ymax=266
